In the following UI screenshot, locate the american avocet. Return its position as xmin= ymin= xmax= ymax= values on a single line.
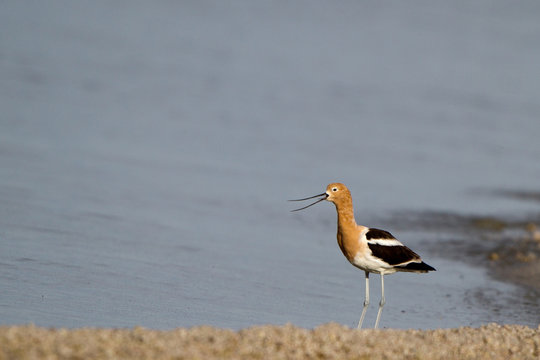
xmin=290 ymin=183 xmax=435 ymax=329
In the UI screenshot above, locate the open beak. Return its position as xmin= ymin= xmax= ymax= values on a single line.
xmin=289 ymin=192 xmax=328 ymax=212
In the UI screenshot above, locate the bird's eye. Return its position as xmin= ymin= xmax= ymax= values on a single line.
xmin=332 ymin=187 xmax=338 ymax=192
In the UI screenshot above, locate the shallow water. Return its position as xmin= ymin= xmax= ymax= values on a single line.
xmin=1 ymin=1 xmax=540 ymax=329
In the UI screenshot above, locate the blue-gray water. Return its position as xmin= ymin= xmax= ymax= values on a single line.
xmin=1 ymin=1 xmax=540 ymax=329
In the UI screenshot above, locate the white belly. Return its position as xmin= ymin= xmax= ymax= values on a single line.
xmin=351 ymin=253 xmax=397 ymax=275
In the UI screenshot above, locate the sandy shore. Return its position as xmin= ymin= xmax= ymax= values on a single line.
xmin=1 ymin=323 xmax=539 ymax=360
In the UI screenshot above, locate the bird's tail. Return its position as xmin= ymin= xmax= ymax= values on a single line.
xmin=396 ymin=261 xmax=436 ymax=273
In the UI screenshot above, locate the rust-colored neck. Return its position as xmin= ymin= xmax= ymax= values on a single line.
xmin=333 ymin=196 xmax=356 ymax=229
xmin=333 ymin=197 xmax=360 ymax=262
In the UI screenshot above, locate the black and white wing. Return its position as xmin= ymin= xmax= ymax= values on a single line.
xmin=365 ymin=228 xmax=436 ymax=273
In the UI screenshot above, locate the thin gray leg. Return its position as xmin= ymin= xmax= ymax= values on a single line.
xmin=374 ymin=273 xmax=386 ymax=329
xmin=357 ymin=271 xmax=370 ymax=329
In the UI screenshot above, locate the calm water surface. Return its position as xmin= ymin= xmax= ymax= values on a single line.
xmin=1 ymin=1 xmax=540 ymax=329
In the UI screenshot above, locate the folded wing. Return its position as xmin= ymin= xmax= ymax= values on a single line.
xmin=366 ymin=228 xmax=436 ymax=272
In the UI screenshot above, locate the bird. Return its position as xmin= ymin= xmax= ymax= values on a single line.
xmin=290 ymin=182 xmax=435 ymax=329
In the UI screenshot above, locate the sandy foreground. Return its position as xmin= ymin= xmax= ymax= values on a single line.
xmin=1 ymin=323 xmax=539 ymax=360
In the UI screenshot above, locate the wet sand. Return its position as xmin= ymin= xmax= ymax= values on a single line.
xmin=459 ymin=217 xmax=540 ymax=293
xmin=1 ymin=323 xmax=539 ymax=360
xmin=386 ymin=208 xmax=540 ymax=293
